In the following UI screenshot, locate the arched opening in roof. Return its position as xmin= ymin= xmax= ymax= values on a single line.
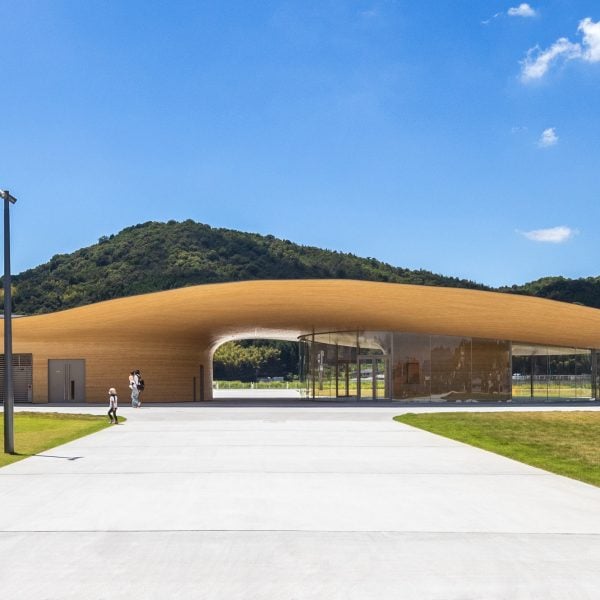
xmin=209 ymin=331 xmax=306 ymax=401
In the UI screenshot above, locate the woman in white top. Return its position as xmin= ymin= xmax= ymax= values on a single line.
xmin=129 ymin=371 xmax=139 ymax=408
xmin=108 ymin=387 xmax=118 ymax=424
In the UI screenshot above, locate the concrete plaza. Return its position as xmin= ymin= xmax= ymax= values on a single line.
xmin=1 ymin=402 xmax=599 ymax=599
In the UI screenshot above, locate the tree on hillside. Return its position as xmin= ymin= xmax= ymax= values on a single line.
xmin=9 ymin=219 xmax=488 ymax=315
xmin=213 ymin=341 xmax=282 ymax=382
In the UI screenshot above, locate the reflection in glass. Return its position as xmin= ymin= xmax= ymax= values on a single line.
xmin=471 ymin=338 xmax=511 ymax=400
xmin=431 ymin=336 xmax=471 ymax=400
xmin=392 ymin=333 xmax=431 ymax=399
xmin=299 ymin=331 xmax=596 ymax=402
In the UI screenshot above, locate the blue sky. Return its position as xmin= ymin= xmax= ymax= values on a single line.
xmin=1 ymin=1 xmax=598 ymax=286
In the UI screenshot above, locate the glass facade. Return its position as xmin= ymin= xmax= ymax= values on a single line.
xmin=512 ymin=345 xmax=595 ymax=401
xmin=299 ymin=330 xmax=598 ymax=402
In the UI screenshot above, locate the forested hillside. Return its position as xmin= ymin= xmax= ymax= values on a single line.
xmin=9 ymin=219 xmax=600 ymax=315
xmin=12 ymin=220 xmax=486 ymax=315
xmin=9 ymin=219 xmax=599 ymax=382
xmin=501 ymin=276 xmax=600 ymax=309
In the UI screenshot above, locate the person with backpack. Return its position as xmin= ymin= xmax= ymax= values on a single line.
xmin=129 ymin=370 xmax=140 ymax=408
xmin=134 ymin=369 xmax=145 ymax=407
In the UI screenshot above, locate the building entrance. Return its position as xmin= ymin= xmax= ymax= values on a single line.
xmin=335 ymin=360 xmax=357 ymax=398
xmin=357 ymin=356 xmax=389 ymax=400
xmin=48 ymin=359 xmax=86 ymax=402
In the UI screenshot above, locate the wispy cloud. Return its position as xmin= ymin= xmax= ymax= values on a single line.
xmin=508 ymin=3 xmax=537 ymax=18
xmin=520 ymin=226 xmax=577 ymax=243
xmin=538 ymin=127 xmax=558 ymax=147
xmin=521 ymin=38 xmax=582 ymax=81
xmin=482 ymin=12 xmax=502 ymax=25
xmin=483 ymin=4 xmax=537 ymax=25
xmin=360 ymin=8 xmax=378 ymax=19
xmin=521 ymin=17 xmax=600 ymax=81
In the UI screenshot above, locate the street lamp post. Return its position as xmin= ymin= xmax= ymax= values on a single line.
xmin=1 ymin=189 xmax=17 ymax=454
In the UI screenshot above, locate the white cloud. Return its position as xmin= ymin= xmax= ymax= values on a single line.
xmin=520 ymin=226 xmax=577 ymax=243
xmin=508 ymin=3 xmax=537 ymax=18
xmin=579 ymin=17 xmax=600 ymax=62
xmin=521 ymin=38 xmax=581 ymax=81
xmin=520 ymin=17 xmax=600 ymax=81
xmin=483 ymin=4 xmax=537 ymax=24
xmin=538 ymin=127 xmax=558 ymax=147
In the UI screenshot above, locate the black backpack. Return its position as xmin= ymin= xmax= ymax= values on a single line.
xmin=137 ymin=378 xmax=145 ymax=391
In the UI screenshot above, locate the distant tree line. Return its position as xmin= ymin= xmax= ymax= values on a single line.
xmin=213 ymin=340 xmax=300 ymax=382
xmin=499 ymin=276 xmax=600 ymax=309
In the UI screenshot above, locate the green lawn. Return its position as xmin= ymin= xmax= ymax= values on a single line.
xmin=0 ymin=412 xmax=120 ymax=469
xmin=394 ymin=411 xmax=600 ymax=487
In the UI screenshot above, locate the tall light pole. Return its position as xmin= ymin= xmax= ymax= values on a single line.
xmin=1 ymin=189 xmax=17 ymax=454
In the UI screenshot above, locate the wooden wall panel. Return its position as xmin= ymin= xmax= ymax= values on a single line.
xmin=14 ymin=339 xmax=210 ymax=404
xmin=3 ymin=280 xmax=600 ymax=403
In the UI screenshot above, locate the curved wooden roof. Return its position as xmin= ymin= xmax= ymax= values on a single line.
xmin=7 ymin=280 xmax=600 ymax=350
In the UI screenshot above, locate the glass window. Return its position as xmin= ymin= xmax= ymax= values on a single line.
xmin=548 ymin=350 xmax=592 ymax=400
xmin=511 ymin=354 xmax=532 ymax=400
xmin=471 ymin=338 xmax=510 ymax=401
xmin=431 ymin=336 xmax=471 ymax=400
xmin=511 ymin=345 xmax=594 ymax=402
xmin=391 ymin=333 xmax=431 ymax=400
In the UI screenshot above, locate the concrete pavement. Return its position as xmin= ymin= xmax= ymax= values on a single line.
xmin=1 ymin=402 xmax=599 ymax=599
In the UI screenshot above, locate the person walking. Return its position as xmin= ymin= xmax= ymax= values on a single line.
xmin=134 ymin=369 xmax=144 ymax=407
xmin=108 ymin=387 xmax=118 ymax=424
xmin=129 ymin=371 xmax=139 ymax=408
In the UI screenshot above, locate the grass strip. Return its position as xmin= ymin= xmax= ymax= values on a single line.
xmin=394 ymin=411 xmax=600 ymax=487
xmin=1 ymin=411 xmax=122 ymax=469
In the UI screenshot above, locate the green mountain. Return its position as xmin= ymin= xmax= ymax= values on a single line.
xmin=500 ymin=276 xmax=600 ymax=309
xmin=10 ymin=219 xmax=599 ymax=315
